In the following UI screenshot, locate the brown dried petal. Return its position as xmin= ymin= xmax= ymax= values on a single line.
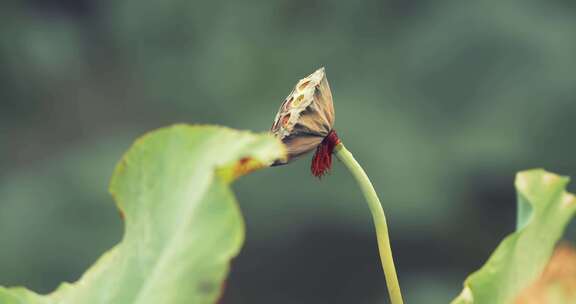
xmin=516 ymin=243 xmax=576 ymax=304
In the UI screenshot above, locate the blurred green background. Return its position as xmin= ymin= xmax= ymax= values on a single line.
xmin=1 ymin=0 xmax=576 ymax=303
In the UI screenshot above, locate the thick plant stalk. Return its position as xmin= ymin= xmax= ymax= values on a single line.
xmin=334 ymin=142 xmax=404 ymax=304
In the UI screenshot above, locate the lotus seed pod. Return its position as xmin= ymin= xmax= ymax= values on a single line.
xmin=270 ymin=67 xmax=336 ymax=166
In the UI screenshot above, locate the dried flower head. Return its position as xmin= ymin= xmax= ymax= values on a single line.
xmin=270 ymin=67 xmax=340 ymax=177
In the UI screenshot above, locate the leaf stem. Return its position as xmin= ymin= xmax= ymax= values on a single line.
xmin=334 ymin=142 xmax=404 ymax=304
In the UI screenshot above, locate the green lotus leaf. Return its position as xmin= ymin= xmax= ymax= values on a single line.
xmin=452 ymin=169 xmax=576 ymax=304
xmin=0 ymin=124 xmax=285 ymax=304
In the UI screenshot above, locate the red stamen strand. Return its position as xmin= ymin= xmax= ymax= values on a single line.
xmin=311 ymin=130 xmax=341 ymax=178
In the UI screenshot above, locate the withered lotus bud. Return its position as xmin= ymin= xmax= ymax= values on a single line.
xmin=270 ymin=67 xmax=340 ymax=177
xmin=270 ymin=70 xmax=404 ymax=303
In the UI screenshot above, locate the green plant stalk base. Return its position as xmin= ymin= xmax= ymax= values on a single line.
xmin=334 ymin=143 xmax=404 ymax=304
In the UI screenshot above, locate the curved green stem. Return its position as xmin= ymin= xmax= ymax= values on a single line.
xmin=334 ymin=142 xmax=404 ymax=304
